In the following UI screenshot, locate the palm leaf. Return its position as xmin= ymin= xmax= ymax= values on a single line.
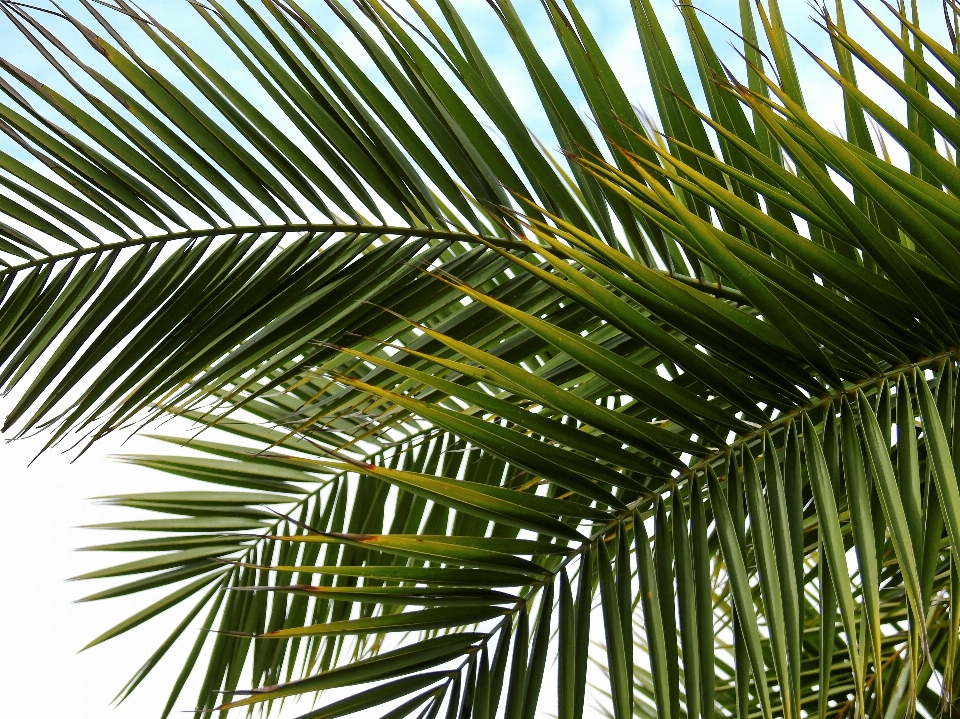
xmin=3 ymin=1 xmax=960 ymax=717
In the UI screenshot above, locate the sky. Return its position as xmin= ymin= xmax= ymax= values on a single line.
xmin=0 ymin=1 xmax=954 ymax=718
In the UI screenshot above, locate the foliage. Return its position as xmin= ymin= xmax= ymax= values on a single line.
xmin=1 ymin=0 xmax=959 ymax=717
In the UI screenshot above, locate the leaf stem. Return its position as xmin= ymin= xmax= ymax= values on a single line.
xmin=0 ymin=223 xmax=525 ymax=278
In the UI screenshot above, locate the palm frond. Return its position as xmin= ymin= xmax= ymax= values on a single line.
xmin=3 ymin=1 xmax=960 ymax=718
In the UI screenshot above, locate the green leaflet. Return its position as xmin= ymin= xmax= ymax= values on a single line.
xmin=94 ymin=490 xmax=298 ymax=505
xmin=270 ymin=532 xmax=551 ymax=578
xmin=290 ymin=678 xmax=443 ymax=719
xmin=84 ymin=517 xmax=269 ymax=532
xmin=78 ymin=563 xmax=224 ymax=603
xmin=632 ymin=509 xmax=672 ymax=719
xmin=742 ymin=447 xmax=794 ymax=718
xmin=229 ymin=584 xmax=516 ymax=607
xmin=348 ymin=460 xmax=599 ymax=540
xmin=503 ymin=601 xmax=528 ymax=719
xmin=117 ymin=455 xmax=315 ymax=492
xmin=236 ymin=603 xmax=507 ymax=641
xmin=705 ymin=467 xmax=773 ymax=719
xmin=521 ymin=579 xmax=553 ymax=719
xmin=597 ymin=538 xmax=631 ymax=719
xmin=218 ymin=632 xmax=482 ymax=706
xmin=762 ymin=432 xmax=801 ymax=714
xmin=839 ymin=398 xmax=882 ymax=692
xmin=80 ymin=534 xmax=249 ymax=552
xmin=81 ymin=572 xmax=227 ymax=650
xmin=558 ymin=570 xmax=576 ymax=719
xmin=72 ymin=545 xmax=240 ymax=580
xmin=857 ymin=387 xmax=925 ymax=630
xmin=671 ymin=492 xmax=701 ymax=719
xmin=222 ymin=565 xmax=533 ymax=587
xmin=802 ymin=412 xmax=865 ymax=710
xmin=915 ymin=371 xmax=960 ymax=568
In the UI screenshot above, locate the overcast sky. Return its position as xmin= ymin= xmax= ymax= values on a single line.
xmin=0 ymin=1 xmax=953 ymax=717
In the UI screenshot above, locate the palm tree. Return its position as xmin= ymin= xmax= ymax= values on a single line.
xmin=1 ymin=0 xmax=958 ymax=716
